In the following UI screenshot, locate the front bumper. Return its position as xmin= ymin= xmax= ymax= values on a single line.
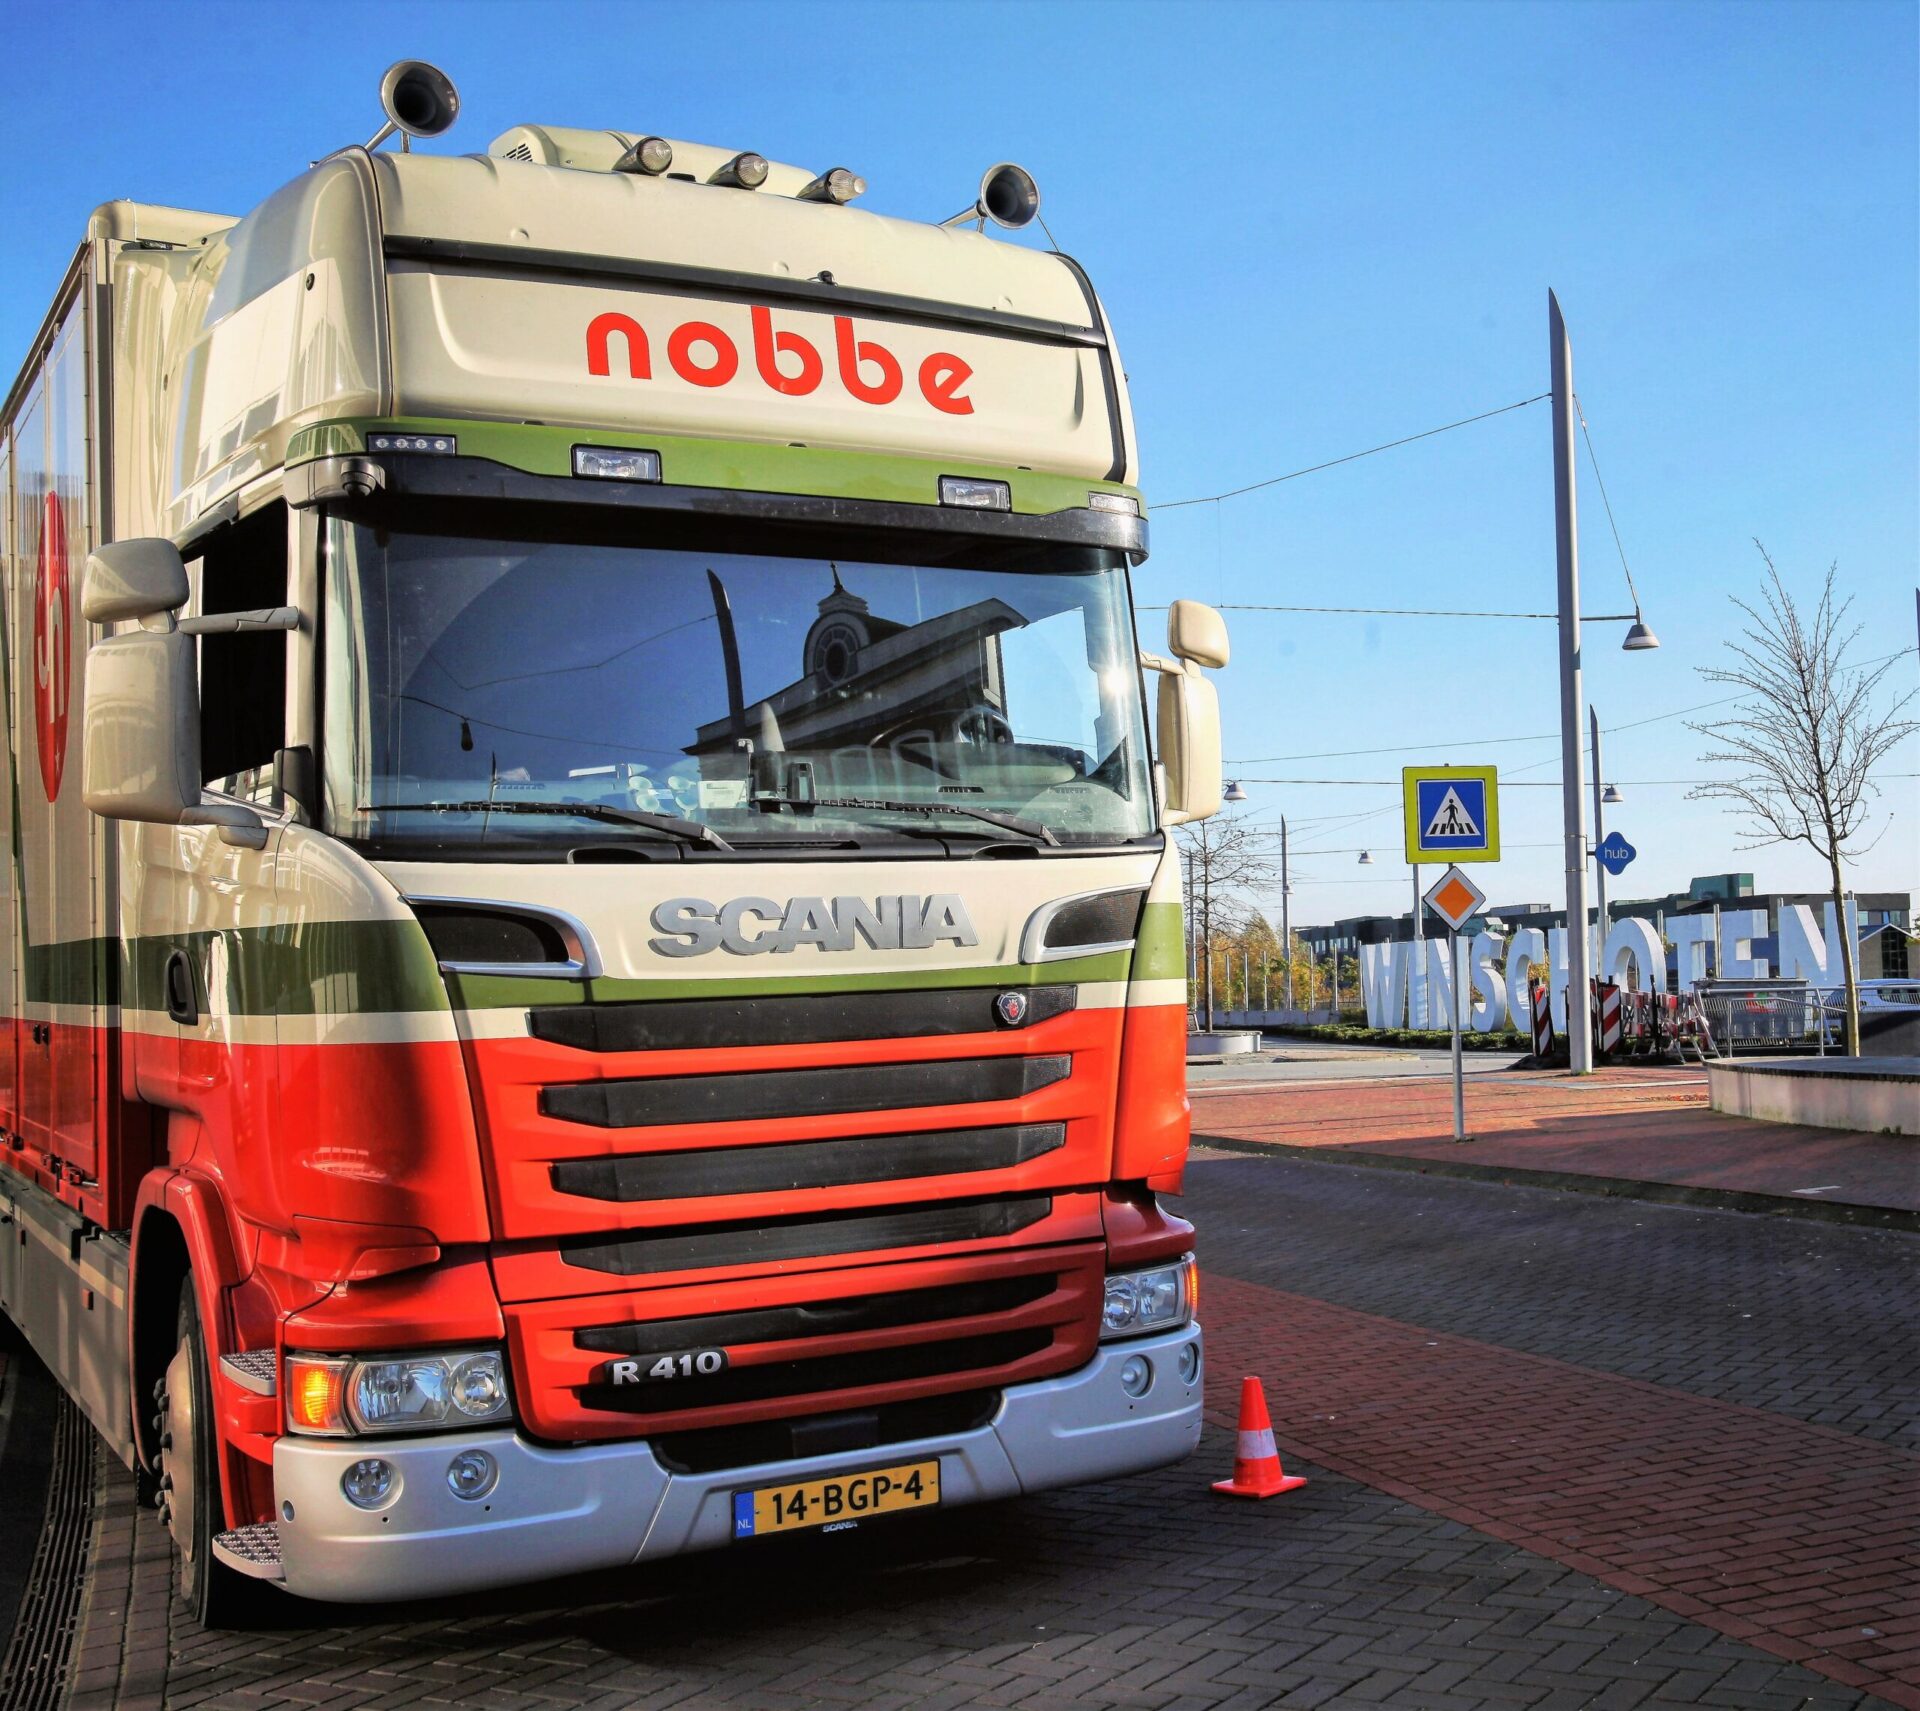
xmin=270 ymin=1324 xmax=1201 ymax=1602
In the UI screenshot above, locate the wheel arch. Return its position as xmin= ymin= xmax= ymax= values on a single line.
xmin=129 ymin=1166 xmax=245 ymax=1474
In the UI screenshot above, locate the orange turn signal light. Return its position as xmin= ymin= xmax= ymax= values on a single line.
xmin=1185 ymin=1257 xmax=1199 ymax=1317
xmin=286 ymin=1358 xmax=348 ymax=1434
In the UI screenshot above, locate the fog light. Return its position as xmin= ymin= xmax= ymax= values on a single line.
xmin=939 ymin=475 xmax=1012 ymax=511
xmin=1120 ymin=1355 xmax=1153 ymax=1398
xmin=1178 ymin=1341 xmax=1201 ymax=1385
xmin=341 ymin=1457 xmax=396 ymax=1509
xmin=573 ymin=445 xmax=661 ymax=482
xmin=1088 ymin=491 xmax=1140 ymax=515
xmin=447 ymin=1448 xmax=498 ymax=1501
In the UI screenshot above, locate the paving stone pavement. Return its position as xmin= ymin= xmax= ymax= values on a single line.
xmin=71 ymin=1423 xmax=1884 ymax=1711
xmin=44 ymin=1151 xmax=1919 ymax=1710
xmin=1186 ymin=1150 xmax=1920 ymax=1449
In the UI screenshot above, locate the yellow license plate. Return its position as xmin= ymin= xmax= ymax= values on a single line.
xmin=732 ymin=1459 xmax=940 ymax=1539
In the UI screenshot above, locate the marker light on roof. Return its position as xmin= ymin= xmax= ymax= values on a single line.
xmin=614 ymin=136 xmax=674 ymax=176
xmin=712 ymin=152 xmax=769 ymax=190
xmin=798 ymin=167 xmax=867 ymax=205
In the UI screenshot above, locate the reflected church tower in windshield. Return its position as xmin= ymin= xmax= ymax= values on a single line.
xmin=690 ymin=565 xmax=1022 ymax=783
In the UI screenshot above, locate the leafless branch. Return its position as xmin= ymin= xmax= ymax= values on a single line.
xmin=1688 ymin=544 xmax=1917 ymax=1051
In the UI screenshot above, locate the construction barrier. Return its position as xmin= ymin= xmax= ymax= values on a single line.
xmin=1528 ymin=979 xmax=1554 ymax=1061
xmin=1596 ymin=981 xmax=1623 ymax=1054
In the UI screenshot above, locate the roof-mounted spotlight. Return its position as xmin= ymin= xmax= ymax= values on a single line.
xmin=941 ymin=162 xmax=1041 ymax=231
xmin=797 ymin=167 xmax=867 ymax=205
xmin=365 ymin=60 xmax=460 ymax=152
xmin=710 ymin=152 xmax=769 ymax=190
xmin=614 ymin=136 xmax=674 ymax=176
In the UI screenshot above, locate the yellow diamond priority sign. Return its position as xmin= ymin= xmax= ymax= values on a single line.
xmin=1423 ymin=864 xmax=1486 ymax=933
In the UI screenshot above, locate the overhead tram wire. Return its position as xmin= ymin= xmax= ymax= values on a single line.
xmin=1574 ymin=392 xmax=1645 ymax=616
xmin=1224 ymin=649 xmax=1919 ymax=767
xmin=1149 ymin=393 xmax=1550 ymax=511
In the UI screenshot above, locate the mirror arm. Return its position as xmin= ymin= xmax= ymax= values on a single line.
xmin=1138 ymin=649 xmax=1184 ymax=677
xmin=182 ymin=803 xmax=270 ymax=850
xmin=177 ymin=606 xmax=300 ymax=636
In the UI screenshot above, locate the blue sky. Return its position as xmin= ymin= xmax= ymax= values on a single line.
xmin=3 ymin=0 xmax=1913 ymax=926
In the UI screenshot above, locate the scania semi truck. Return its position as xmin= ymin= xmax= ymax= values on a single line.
xmin=0 ymin=62 xmax=1230 ymax=1623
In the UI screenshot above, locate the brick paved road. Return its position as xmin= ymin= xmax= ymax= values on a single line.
xmin=46 ymin=1151 xmax=1920 ymax=1710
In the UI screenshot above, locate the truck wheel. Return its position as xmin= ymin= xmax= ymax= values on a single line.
xmin=158 ymin=1281 xmax=264 ymax=1627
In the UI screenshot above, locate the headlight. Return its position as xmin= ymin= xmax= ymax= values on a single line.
xmin=1100 ymin=1256 xmax=1196 ymax=1341
xmin=285 ymin=1348 xmax=513 ymax=1436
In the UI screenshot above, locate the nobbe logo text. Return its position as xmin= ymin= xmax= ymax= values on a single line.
xmin=649 ymin=895 xmax=979 ymax=958
xmin=587 ymin=305 xmax=975 ymax=414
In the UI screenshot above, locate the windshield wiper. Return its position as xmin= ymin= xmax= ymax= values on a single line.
xmin=760 ymin=794 xmax=1057 ymax=845
xmin=364 ymin=799 xmax=734 ymax=851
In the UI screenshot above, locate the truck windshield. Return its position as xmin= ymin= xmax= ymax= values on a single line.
xmin=320 ymin=517 xmax=1156 ymax=856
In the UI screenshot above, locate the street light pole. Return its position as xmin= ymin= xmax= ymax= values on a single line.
xmin=1551 ymin=289 xmax=1595 ymax=1073
xmin=1590 ymin=704 xmax=1609 ymax=948
xmin=1280 ymin=816 xmax=1293 ymax=1013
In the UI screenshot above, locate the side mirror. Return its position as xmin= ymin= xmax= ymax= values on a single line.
xmin=1168 ymin=599 xmax=1229 ymax=670
xmin=83 ymin=539 xmax=189 ymax=624
xmin=83 ymin=567 xmax=268 ymax=850
xmin=1144 ymin=600 xmax=1228 ymax=823
xmin=1157 ymin=669 xmax=1222 ymax=824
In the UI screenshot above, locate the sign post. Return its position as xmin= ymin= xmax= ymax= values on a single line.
xmin=1423 ymin=864 xmax=1487 ymax=1142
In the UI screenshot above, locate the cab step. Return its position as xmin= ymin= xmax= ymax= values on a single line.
xmin=211 ymin=1523 xmax=285 ymax=1581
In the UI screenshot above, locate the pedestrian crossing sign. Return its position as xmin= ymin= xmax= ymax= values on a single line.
xmin=1402 ymin=765 xmax=1500 ymax=863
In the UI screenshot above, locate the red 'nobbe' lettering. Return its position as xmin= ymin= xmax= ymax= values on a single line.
xmin=751 ymin=305 xmax=823 ymax=396
xmin=586 ymin=306 xmax=974 ymax=416
xmin=832 ymin=316 xmax=902 ymax=405
xmin=586 ymin=312 xmax=650 ymax=379
xmin=667 ymin=321 xmax=739 ymax=388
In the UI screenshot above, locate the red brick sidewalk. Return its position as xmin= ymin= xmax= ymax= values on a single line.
xmin=1193 ymin=1068 xmax=1920 ymax=1217
xmin=1202 ymin=1271 xmax=1920 ymax=1707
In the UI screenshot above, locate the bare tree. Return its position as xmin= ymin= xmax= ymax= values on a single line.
xmin=1688 ymin=546 xmax=1916 ymax=1053
xmin=1175 ymin=814 xmax=1279 ymax=1030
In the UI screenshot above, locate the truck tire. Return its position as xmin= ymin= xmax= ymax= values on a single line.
xmin=158 ymin=1280 xmax=265 ymax=1627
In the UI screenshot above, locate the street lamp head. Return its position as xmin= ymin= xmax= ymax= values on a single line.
xmin=1357 ymin=849 xmax=1374 ymax=866
xmin=1601 ymin=783 xmax=1625 ymax=805
xmin=1621 ymin=612 xmax=1660 ymax=651
xmin=1223 ymin=780 xmax=1248 ymax=803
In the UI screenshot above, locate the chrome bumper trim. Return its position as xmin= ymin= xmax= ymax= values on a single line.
xmin=271 ymin=1326 xmax=1201 ymax=1602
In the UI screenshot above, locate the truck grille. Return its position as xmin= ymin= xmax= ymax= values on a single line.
xmin=503 ymin=1245 xmax=1102 ymax=1441
xmin=550 ymin=1122 xmax=1066 ymax=1201
xmin=540 ymin=1054 xmax=1071 ymax=1128
xmin=530 ymin=985 xmax=1076 ymax=1052
xmin=558 ymin=1195 xmax=1052 ymax=1275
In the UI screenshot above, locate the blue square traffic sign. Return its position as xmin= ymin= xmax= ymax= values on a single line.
xmin=1414 ymin=777 xmax=1489 ymax=850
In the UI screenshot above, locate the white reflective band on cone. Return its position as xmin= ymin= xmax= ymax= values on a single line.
xmin=1238 ymin=1428 xmax=1277 ymax=1461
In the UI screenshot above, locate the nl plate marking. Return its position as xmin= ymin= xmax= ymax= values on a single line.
xmin=733 ymin=1459 xmax=940 ymax=1539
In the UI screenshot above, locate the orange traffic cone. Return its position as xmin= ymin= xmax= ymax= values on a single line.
xmin=1212 ymin=1376 xmax=1307 ymax=1499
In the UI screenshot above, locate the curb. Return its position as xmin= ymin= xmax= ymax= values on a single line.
xmin=1193 ymin=1134 xmax=1920 ymax=1235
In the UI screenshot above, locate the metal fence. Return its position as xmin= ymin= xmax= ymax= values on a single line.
xmin=1694 ymin=991 xmax=1843 ymax=1056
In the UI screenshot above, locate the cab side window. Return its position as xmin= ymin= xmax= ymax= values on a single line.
xmin=193 ymin=502 xmax=287 ymax=794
